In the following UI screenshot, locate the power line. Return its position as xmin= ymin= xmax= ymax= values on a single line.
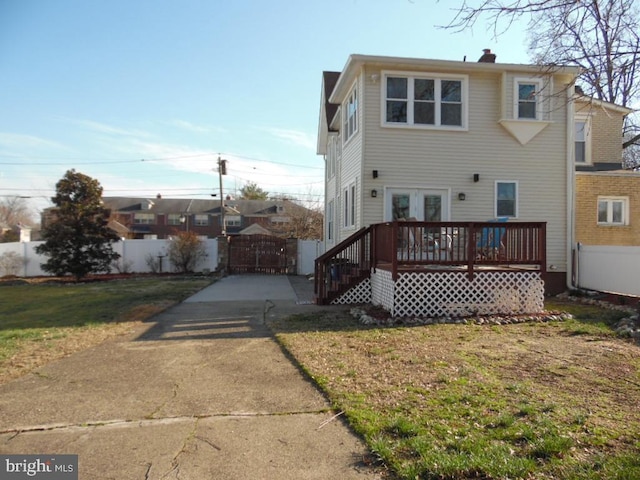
xmin=0 ymin=151 xmax=324 ymax=170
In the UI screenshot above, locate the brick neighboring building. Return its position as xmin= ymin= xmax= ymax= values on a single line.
xmin=42 ymin=196 xmax=322 ymax=240
xmin=574 ymin=96 xmax=639 ymax=246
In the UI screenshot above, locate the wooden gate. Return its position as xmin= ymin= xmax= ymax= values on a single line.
xmin=228 ymin=234 xmax=288 ymax=274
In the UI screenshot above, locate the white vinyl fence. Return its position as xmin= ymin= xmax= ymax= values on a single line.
xmin=576 ymin=244 xmax=640 ymax=297
xmin=0 ymin=239 xmax=219 ymax=277
xmin=0 ymin=239 xmax=323 ymax=277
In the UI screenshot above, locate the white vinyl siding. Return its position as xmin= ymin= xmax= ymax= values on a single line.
xmin=361 ymin=67 xmax=569 ymax=270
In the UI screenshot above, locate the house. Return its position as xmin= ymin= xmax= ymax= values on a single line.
xmin=573 ymin=96 xmax=639 ymax=246
xmin=316 ymin=51 xmax=580 ymax=314
xmin=42 ymin=196 xmax=319 ymax=240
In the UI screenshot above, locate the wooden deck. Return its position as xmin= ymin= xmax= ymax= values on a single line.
xmin=316 ymin=221 xmax=546 ymax=306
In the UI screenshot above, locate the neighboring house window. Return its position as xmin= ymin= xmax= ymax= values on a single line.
xmin=495 ymin=181 xmax=518 ymax=218
xmin=384 ymin=73 xmax=466 ymax=128
xmin=134 ymin=213 xmax=155 ymax=224
xmin=167 ymin=214 xmax=182 ymax=226
xmin=343 ymin=86 xmax=358 ymax=142
xmin=598 ymin=197 xmax=628 ymax=225
xmin=327 ymin=200 xmax=334 ymax=241
xmin=575 ymin=116 xmax=591 ymax=164
xmin=225 ymin=215 xmax=241 ymax=227
xmin=194 ymin=214 xmax=208 ymax=226
xmin=514 ymin=78 xmax=543 ymax=120
xmin=343 ymin=182 xmax=356 ymax=227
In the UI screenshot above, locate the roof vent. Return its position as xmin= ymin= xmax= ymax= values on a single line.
xmin=478 ymin=49 xmax=496 ymax=63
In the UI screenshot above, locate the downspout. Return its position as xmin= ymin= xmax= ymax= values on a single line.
xmin=566 ymin=85 xmax=576 ymax=291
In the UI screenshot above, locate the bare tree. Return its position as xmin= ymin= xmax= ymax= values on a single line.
xmin=445 ymin=0 xmax=640 ymax=165
xmin=0 ymin=196 xmax=34 ymax=229
xmin=270 ymin=199 xmax=323 ymax=240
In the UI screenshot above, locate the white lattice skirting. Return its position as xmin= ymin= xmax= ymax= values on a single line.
xmin=336 ymin=269 xmax=545 ymax=317
xmin=331 ymin=278 xmax=372 ymax=305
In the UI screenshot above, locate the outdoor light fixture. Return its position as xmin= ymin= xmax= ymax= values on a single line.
xmin=371 ymin=189 xmax=378 ymax=198
xmin=473 ymin=174 xmax=480 ymax=182
xmin=372 ymin=170 xmax=379 ymax=178
xmin=458 ymin=192 xmax=466 ymax=201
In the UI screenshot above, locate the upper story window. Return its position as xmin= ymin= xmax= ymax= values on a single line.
xmin=225 ymin=215 xmax=241 ymax=227
xmin=384 ymin=73 xmax=467 ymax=128
xmin=343 ymin=86 xmax=358 ymax=142
xmin=327 ymin=134 xmax=339 ymax=179
xmin=514 ymin=78 xmax=544 ymax=120
xmin=495 ymin=181 xmax=518 ymax=218
xmin=575 ymin=116 xmax=591 ymax=164
xmin=194 ymin=214 xmax=208 ymax=226
xmin=598 ymin=197 xmax=628 ymax=226
xmin=134 ymin=213 xmax=155 ymax=224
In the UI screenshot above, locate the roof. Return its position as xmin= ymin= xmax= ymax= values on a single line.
xmin=317 ymin=71 xmax=341 ymax=155
xmin=323 ymin=71 xmax=340 ymax=130
xmin=574 ymin=95 xmax=635 ymax=116
xmin=102 ymin=197 xmax=303 ymax=217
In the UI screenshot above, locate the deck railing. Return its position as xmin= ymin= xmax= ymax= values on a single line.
xmin=314 ymin=226 xmax=373 ymax=305
xmin=315 ymin=221 xmax=546 ymax=304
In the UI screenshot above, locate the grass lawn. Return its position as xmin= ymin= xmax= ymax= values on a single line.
xmin=270 ymin=300 xmax=640 ymax=480
xmin=0 ymin=276 xmax=213 ymax=384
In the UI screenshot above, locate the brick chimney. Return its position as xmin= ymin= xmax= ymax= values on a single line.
xmin=478 ymin=49 xmax=496 ymax=63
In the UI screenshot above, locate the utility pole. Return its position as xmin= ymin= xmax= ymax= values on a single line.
xmin=218 ymin=156 xmax=227 ymax=235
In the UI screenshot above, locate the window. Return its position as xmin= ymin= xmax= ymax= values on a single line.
xmin=225 ymin=215 xmax=241 ymax=227
xmin=327 ymin=135 xmax=338 ymax=179
xmin=575 ymin=116 xmax=591 ymax=164
xmin=343 ymin=181 xmax=356 ymax=227
xmin=514 ymin=78 xmax=543 ymax=120
xmin=384 ymin=73 xmax=466 ymax=128
xmin=343 ymin=86 xmax=358 ymax=142
xmin=327 ymin=200 xmax=334 ymax=241
xmin=167 ymin=213 xmax=182 ymax=226
xmin=598 ymin=197 xmax=628 ymax=225
xmin=194 ymin=214 xmax=208 ymax=226
xmin=495 ymin=181 xmax=518 ymax=218
xmin=134 ymin=213 xmax=155 ymax=224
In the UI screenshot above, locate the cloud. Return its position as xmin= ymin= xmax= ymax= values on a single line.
xmin=0 ymin=132 xmax=68 ymax=151
xmin=67 ymin=118 xmax=152 ymax=138
xmin=169 ymin=119 xmax=227 ymax=134
xmin=264 ymin=128 xmax=316 ymax=150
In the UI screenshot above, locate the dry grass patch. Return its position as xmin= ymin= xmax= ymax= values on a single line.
xmin=0 ymin=276 xmax=213 ymax=384
xmin=270 ymin=302 xmax=640 ymax=479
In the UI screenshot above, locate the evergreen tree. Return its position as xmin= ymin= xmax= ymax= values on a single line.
xmin=239 ymin=181 xmax=269 ymax=200
xmin=36 ymin=169 xmax=120 ymax=280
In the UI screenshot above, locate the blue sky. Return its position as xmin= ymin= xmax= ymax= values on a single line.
xmin=0 ymin=0 xmax=530 ymax=217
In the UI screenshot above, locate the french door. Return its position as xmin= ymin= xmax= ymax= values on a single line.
xmin=385 ymin=188 xmax=450 ymax=222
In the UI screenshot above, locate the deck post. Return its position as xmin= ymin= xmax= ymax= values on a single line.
xmin=467 ymin=223 xmax=475 ymax=281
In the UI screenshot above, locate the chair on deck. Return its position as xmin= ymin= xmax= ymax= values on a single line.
xmin=477 ymin=218 xmax=508 ymax=260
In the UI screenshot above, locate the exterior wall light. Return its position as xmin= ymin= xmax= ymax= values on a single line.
xmin=473 ymin=174 xmax=480 ymax=182
xmin=458 ymin=192 xmax=466 ymax=201
xmin=372 ymin=170 xmax=379 ymax=178
xmin=371 ymin=189 xmax=378 ymax=198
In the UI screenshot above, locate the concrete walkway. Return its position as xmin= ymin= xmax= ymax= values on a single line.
xmin=0 ymin=276 xmax=382 ymax=479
